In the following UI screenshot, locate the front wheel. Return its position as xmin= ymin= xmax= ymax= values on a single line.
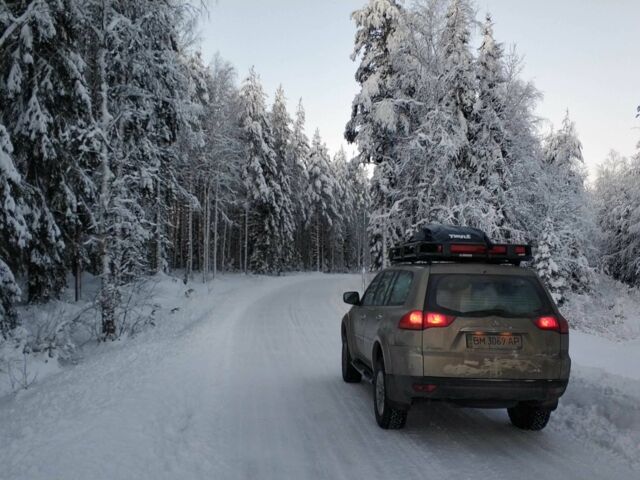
xmin=373 ymin=361 xmax=408 ymax=429
xmin=341 ymin=334 xmax=362 ymax=383
xmin=508 ymin=404 xmax=552 ymax=431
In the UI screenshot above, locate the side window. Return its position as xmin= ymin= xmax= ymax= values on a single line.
xmin=371 ymin=271 xmax=397 ymax=306
xmin=387 ymin=271 xmax=414 ymax=306
xmin=361 ymin=273 xmax=383 ymax=306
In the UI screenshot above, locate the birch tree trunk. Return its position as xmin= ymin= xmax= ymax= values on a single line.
xmin=184 ymin=177 xmax=193 ymax=284
xmin=316 ymin=215 xmax=321 ymax=273
xmin=97 ymin=0 xmax=115 ymax=338
xmin=212 ymin=178 xmax=220 ymax=279
xmin=244 ymin=204 xmax=249 ymax=274
xmin=221 ymin=213 xmax=228 ymax=274
xmin=202 ymin=180 xmax=210 ymax=283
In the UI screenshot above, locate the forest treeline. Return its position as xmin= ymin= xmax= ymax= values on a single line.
xmin=1 ymin=0 xmax=639 ymax=341
xmin=0 ymin=0 xmax=368 ymax=337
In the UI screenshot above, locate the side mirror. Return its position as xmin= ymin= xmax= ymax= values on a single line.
xmin=343 ymin=291 xmax=360 ymax=305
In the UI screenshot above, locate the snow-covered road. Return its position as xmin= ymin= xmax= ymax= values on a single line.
xmin=1 ymin=274 xmax=638 ymax=479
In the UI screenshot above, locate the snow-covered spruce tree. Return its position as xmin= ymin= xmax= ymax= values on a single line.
xmin=534 ymin=218 xmax=568 ymax=304
xmin=306 ymin=130 xmax=340 ymax=272
xmin=0 ymin=126 xmax=30 ymax=332
xmin=467 ymin=14 xmax=513 ymax=240
xmin=0 ymin=0 xmax=96 ymax=302
xmin=410 ymin=0 xmax=477 ymax=230
xmin=288 ymin=99 xmax=311 ymax=268
xmin=269 ymin=86 xmax=297 ymax=270
xmin=239 ymin=68 xmax=286 ymax=274
xmin=594 ymin=151 xmax=640 ymax=285
xmin=346 ymin=0 xmax=407 ymax=269
xmin=500 ymin=50 xmax=545 ymax=244
xmin=346 ymin=157 xmax=371 ymax=271
xmin=537 ymin=112 xmax=594 ymax=300
xmin=329 ymin=147 xmax=350 ymax=271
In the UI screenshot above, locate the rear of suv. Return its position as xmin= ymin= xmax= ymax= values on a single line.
xmin=340 ymin=225 xmax=570 ymax=430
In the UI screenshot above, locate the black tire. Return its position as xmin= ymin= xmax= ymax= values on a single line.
xmin=373 ymin=360 xmax=408 ymax=429
xmin=341 ymin=334 xmax=362 ymax=383
xmin=508 ymin=404 xmax=552 ymax=431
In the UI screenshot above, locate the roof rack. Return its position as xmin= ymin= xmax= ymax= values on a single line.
xmin=389 ymin=224 xmax=532 ymax=266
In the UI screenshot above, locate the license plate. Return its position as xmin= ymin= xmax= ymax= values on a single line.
xmin=466 ymin=334 xmax=522 ymax=350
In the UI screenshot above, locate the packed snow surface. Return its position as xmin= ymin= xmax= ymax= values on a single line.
xmin=1 ymin=273 xmax=639 ymax=479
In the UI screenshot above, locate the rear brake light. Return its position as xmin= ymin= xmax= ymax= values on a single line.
xmin=450 ymin=244 xmax=487 ymax=254
xmin=424 ymin=311 xmax=455 ymax=328
xmin=534 ymin=315 xmax=569 ymax=334
xmin=488 ymin=245 xmax=507 ymax=254
xmin=514 ymin=245 xmax=527 ymax=256
xmin=398 ymin=310 xmax=423 ymax=330
xmin=398 ymin=311 xmax=456 ymax=330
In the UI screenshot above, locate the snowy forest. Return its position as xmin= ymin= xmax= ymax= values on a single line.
xmin=1 ymin=0 xmax=639 ymax=345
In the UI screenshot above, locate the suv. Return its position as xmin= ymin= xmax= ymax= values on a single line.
xmin=340 ymin=225 xmax=570 ymax=430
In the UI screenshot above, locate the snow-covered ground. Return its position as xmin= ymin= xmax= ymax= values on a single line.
xmin=1 ymin=273 xmax=639 ymax=479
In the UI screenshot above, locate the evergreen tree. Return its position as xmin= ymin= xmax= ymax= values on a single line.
xmin=468 ymin=14 xmax=512 ymax=239
xmin=0 ymin=0 xmax=95 ymax=301
xmin=270 ymin=86 xmax=297 ymax=269
xmin=289 ymin=99 xmax=311 ymax=268
xmin=594 ymin=151 xmax=640 ymax=285
xmin=0 ymin=126 xmax=30 ymax=331
xmin=534 ymin=219 xmax=567 ymax=304
xmin=239 ymin=68 xmax=284 ymax=274
xmin=346 ymin=0 xmax=406 ymax=269
xmin=306 ymin=130 xmax=340 ymax=272
xmin=538 ymin=112 xmax=594 ymax=299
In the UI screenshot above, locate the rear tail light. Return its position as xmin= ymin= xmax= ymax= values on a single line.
xmin=533 ymin=315 xmax=569 ymax=334
xmin=424 ymin=311 xmax=455 ymax=328
xmin=398 ymin=310 xmax=424 ymax=330
xmin=514 ymin=245 xmax=527 ymax=256
xmin=488 ymin=245 xmax=507 ymax=255
xmin=398 ymin=311 xmax=456 ymax=330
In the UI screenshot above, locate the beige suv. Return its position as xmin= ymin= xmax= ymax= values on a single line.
xmin=340 ymin=227 xmax=570 ymax=430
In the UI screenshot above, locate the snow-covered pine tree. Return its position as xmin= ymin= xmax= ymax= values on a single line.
xmin=500 ymin=50 xmax=545 ymax=245
xmin=346 ymin=0 xmax=408 ymax=269
xmin=467 ymin=14 xmax=513 ymax=240
xmin=329 ymin=147 xmax=350 ymax=271
xmin=288 ymin=99 xmax=311 ymax=268
xmin=0 ymin=126 xmax=30 ymax=332
xmin=0 ymin=0 xmax=95 ymax=301
xmin=412 ymin=0 xmax=477 ymax=230
xmin=306 ymin=130 xmax=340 ymax=272
xmin=533 ymin=218 xmax=567 ymax=304
xmin=538 ymin=112 xmax=594 ymax=299
xmin=269 ymin=86 xmax=297 ymax=270
xmin=239 ymin=68 xmax=285 ymax=274
xmin=595 ymin=151 xmax=640 ymax=285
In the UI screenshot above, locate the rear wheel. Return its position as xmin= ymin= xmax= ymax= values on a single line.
xmin=508 ymin=404 xmax=552 ymax=431
xmin=373 ymin=360 xmax=408 ymax=429
xmin=341 ymin=334 xmax=361 ymax=383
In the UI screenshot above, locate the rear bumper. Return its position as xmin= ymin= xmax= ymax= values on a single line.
xmin=386 ymin=375 xmax=569 ymax=409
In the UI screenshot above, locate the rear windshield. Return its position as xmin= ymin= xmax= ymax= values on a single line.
xmin=426 ymin=274 xmax=550 ymax=317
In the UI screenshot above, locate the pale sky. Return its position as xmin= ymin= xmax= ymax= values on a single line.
xmin=198 ymin=0 xmax=639 ymax=178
